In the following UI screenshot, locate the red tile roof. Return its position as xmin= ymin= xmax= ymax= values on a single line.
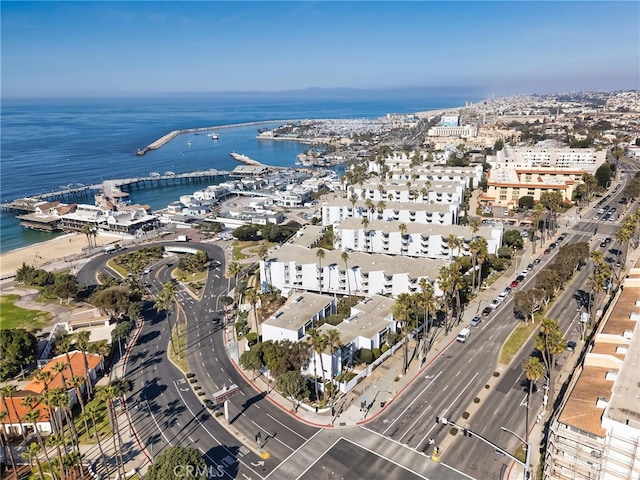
xmin=25 ymin=351 xmax=102 ymax=394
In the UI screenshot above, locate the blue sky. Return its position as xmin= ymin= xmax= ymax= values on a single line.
xmin=2 ymin=1 xmax=638 ymax=98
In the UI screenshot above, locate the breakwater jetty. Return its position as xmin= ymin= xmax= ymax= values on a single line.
xmin=135 ymin=119 xmax=301 ymax=156
xmin=0 ymin=169 xmax=230 ymax=213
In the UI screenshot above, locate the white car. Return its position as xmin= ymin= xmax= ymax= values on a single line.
xmin=490 ymin=299 xmax=501 ymax=308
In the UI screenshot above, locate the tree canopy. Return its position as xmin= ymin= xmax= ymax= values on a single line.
xmin=145 ymin=446 xmax=208 ymax=480
xmin=0 ymin=329 xmax=36 ymax=380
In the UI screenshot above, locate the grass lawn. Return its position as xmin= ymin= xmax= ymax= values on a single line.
xmin=169 ymin=323 xmax=189 ymax=373
xmin=174 ymin=268 xmax=206 ymax=283
xmin=74 ymin=389 xmax=112 ymax=444
xmin=500 ymin=320 xmax=540 ymax=365
xmin=106 ymin=258 xmax=129 ymax=278
xmin=0 ymin=294 xmax=53 ymax=330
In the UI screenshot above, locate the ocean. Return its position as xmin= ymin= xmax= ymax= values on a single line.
xmin=0 ymin=93 xmax=479 ymax=253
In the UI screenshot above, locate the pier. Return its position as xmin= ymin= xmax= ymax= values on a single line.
xmin=0 ymin=169 xmax=230 ymax=213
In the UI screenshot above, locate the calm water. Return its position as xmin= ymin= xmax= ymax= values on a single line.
xmin=0 ymin=94 xmax=478 ymax=253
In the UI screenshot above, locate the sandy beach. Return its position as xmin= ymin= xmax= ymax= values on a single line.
xmin=0 ymin=232 xmax=120 ymax=279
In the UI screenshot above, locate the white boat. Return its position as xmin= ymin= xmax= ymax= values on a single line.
xmin=209 ymin=132 xmax=219 ymax=140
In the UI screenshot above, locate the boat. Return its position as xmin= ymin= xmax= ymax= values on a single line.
xmin=209 ymin=132 xmax=219 ymax=140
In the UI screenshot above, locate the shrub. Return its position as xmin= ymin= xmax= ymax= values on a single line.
xmin=355 ymin=348 xmax=374 ymax=364
xmin=449 ymin=427 xmax=458 ymax=436
xmin=493 ymin=371 xmax=500 ymax=377
xmin=462 ymin=412 xmax=470 ymax=419
xmin=386 ymin=333 xmax=402 ymax=346
xmin=474 ymin=397 xmax=480 ymax=404
xmin=245 ymin=332 xmax=258 ymax=346
xmin=186 ymin=373 xmax=196 ymax=378
xmin=485 ymin=384 xmax=490 ymax=389
xmin=372 ymin=348 xmax=382 ymax=360
xmin=381 ymin=344 xmax=389 ymax=353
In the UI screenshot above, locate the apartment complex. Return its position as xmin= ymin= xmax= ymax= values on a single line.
xmin=488 ymin=145 xmax=606 ymax=173
xmin=544 ymin=263 xmax=640 ymax=480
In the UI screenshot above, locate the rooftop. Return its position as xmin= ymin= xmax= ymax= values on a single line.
xmin=336 ymin=218 xmax=500 ymax=238
xmin=264 ymin=292 xmax=334 ymax=331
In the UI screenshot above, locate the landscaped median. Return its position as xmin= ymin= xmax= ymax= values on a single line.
xmin=168 ymin=323 xmax=188 ymax=372
xmin=499 ymin=319 xmax=540 ymax=366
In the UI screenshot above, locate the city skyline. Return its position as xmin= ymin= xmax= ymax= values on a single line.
xmin=2 ymin=1 xmax=639 ymax=98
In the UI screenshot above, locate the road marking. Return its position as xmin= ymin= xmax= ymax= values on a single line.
xmin=398 ymin=404 xmax=433 ymax=443
xmin=266 ymin=413 xmax=306 ymax=440
xmin=382 ymin=371 xmax=442 ymax=435
xmin=251 ymin=420 xmax=294 ymax=451
xmin=416 ymin=371 xmax=479 ymax=450
xmin=456 ymin=370 xmax=461 ymax=377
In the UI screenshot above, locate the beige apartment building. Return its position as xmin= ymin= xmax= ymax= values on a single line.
xmin=544 ymin=262 xmax=640 ymax=480
xmin=479 ymin=168 xmax=584 ymax=208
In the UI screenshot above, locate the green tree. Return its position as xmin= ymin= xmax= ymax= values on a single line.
xmin=341 ymin=251 xmax=351 ymax=295
xmin=393 ymin=293 xmax=414 ymax=374
xmin=276 ymin=371 xmax=309 ymax=411
xmin=503 ymin=230 xmax=524 ymax=250
xmin=52 ymin=273 xmax=79 ymax=304
xmin=594 ymin=162 xmax=612 ymax=189
xmin=522 ymin=356 xmax=545 ymax=452
xmin=239 ymin=348 xmax=263 ymax=379
xmin=232 ymin=223 xmax=260 ymax=241
xmin=0 ymin=329 xmax=37 ymax=380
xmin=90 ymin=286 xmax=131 ymax=320
xmin=145 ymin=446 xmax=208 ymax=480
xmin=306 ymin=328 xmax=327 ymax=402
xmin=518 ymin=196 xmax=535 ymax=210
xmin=0 ymin=410 xmax=17 ymax=475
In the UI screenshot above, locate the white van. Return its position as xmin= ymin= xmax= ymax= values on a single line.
xmin=457 ymin=328 xmax=471 ymax=343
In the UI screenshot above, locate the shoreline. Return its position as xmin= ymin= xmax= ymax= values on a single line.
xmin=0 ymin=231 xmax=120 ymax=279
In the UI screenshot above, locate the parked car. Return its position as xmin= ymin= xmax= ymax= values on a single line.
xmin=605 ymin=237 xmax=612 ymax=244
xmin=600 ymin=241 xmax=607 ymax=248
xmin=482 ymin=306 xmax=493 ymax=316
xmin=544 ymin=248 xmax=551 ymax=254
xmin=490 ymin=299 xmax=501 ymax=308
xmin=527 ymin=263 xmax=534 ymax=271
xmin=533 ymin=258 xmax=542 ymax=265
xmin=510 ymin=280 xmax=520 ymax=288
xmin=470 ymin=316 xmax=482 ymax=327
xmin=498 ymin=289 xmax=510 ymax=299
xmin=566 ymin=341 xmax=577 ymax=352
xmin=516 ymin=275 xmax=525 ymax=282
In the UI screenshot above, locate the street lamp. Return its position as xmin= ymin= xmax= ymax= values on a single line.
xmin=501 ymin=426 xmax=530 ymax=480
xmin=436 ymin=417 xmax=530 ymax=480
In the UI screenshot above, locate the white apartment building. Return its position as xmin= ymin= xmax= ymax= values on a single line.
xmin=352 ymin=181 xmax=464 ymax=205
xmin=488 ymin=145 xmax=606 ymax=173
xmin=307 ymin=295 xmax=398 ymax=382
xmin=321 ymin=198 xmax=459 ymax=227
xmin=365 ymin=162 xmax=483 ymax=189
xmin=260 ymin=244 xmax=445 ymax=298
xmin=427 ymin=125 xmax=478 ymax=138
xmin=192 ymin=185 xmax=231 ymax=201
xmin=544 ymin=263 xmax=640 ymax=480
xmin=480 ymin=168 xmax=584 ymax=208
xmin=334 ymin=219 xmax=503 ymax=258
xmin=261 ymin=292 xmax=336 ymax=343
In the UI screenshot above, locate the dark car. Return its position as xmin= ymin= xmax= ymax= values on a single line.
xmin=605 ymin=237 xmax=612 ymax=244
xmin=566 ymin=341 xmax=577 ymax=352
xmin=516 ymin=275 xmax=525 ymax=282
xmin=600 ymin=241 xmax=607 ymax=248
xmin=510 ymin=280 xmax=520 ymax=288
xmin=470 ymin=316 xmax=482 ymax=327
xmin=549 ymin=242 xmax=557 ymax=249
xmin=482 ymin=306 xmax=493 ymax=316
xmin=533 ymin=258 xmax=541 ymax=265
xmin=527 ymin=263 xmax=534 ymax=270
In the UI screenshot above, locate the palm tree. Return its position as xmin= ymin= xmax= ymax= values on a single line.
xmin=535 ymin=318 xmax=567 ymax=411
xmin=22 ymin=408 xmax=54 ymax=475
xmin=393 ymin=293 xmax=414 ymax=373
xmin=307 ymin=328 xmax=327 ymax=403
xmin=361 ymin=217 xmax=370 ymax=252
xmin=398 ymin=223 xmax=408 ymax=256
xmin=56 ymin=335 xmax=77 ymax=382
xmin=533 ymin=203 xmax=546 ymax=246
xmin=0 ymin=410 xmax=17 ymax=475
xmin=257 ymin=244 xmax=270 ymax=290
xmin=99 ymin=383 xmax=125 ymax=478
xmin=365 ymin=198 xmax=375 ymax=221
xmin=376 ymin=200 xmax=386 ymax=220
xmin=81 ymin=223 xmax=96 ymax=250
xmin=46 ymin=433 xmax=67 ymax=480
xmin=324 ymin=329 xmax=342 ymax=405
xmin=155 ymin=281 xmax=178 ymax=355
xmin=522 ymin=356 xmax=545 ymax=452
xmin=245 ymin=288 xmax=260 ymax=343
xmin=418 ymin=278 xmax=436 ymax=356
xmin=34 ymin=369 xmax=53 ymax=394
xmin=85 ymin=402 xmax=109 ymax=472
xmin=341 ymin=251 xmax=351 ymax=295
xmin=316 ymin=248 xmax=326 ymax=292
xmin=227 ymin=261 xmax=242 ymax=304
xmin=0 ymin=385 xmax=25 ymax=444
xmin=24 ymin=441 xmax=47 ymax=480
xmin=74 ymin=331 xmax=94 ymax=398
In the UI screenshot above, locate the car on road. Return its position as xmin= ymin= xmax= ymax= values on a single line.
xmin=533 ymin=258 xmax=542 ymax=265
xmin=143 ymin=268 xmax=151 ymax=274
xmin=558 ymin=234 xmax=566 ymax=242
xmin=490 ymin=299 xmax=501 ymax=308
xmin=544 ymin=248 xmax=551 ymax=254
xmin=566 ymin=341 xmax=577 ymax=352
xmin=470 ymin=316 xmax=482 ymax=327
xmin=482 ymin=306 xmax=493 ymax=316
xmin=600 ymin=241 xmax=607 ymax=248
xmin=527 ymin=263 xmax=534 ymax=271
xmin=605 ymin=237 xmax=612 ymax=244
xmin=498 ymin=288 xmax=511 ymax=299
xmin=516 ymin=275 xmax=525 ymax=282
xmin=510 ymin=280 xmax=520 ymax=288
xmin=549 ymin=242 xmax=557 ymax=249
